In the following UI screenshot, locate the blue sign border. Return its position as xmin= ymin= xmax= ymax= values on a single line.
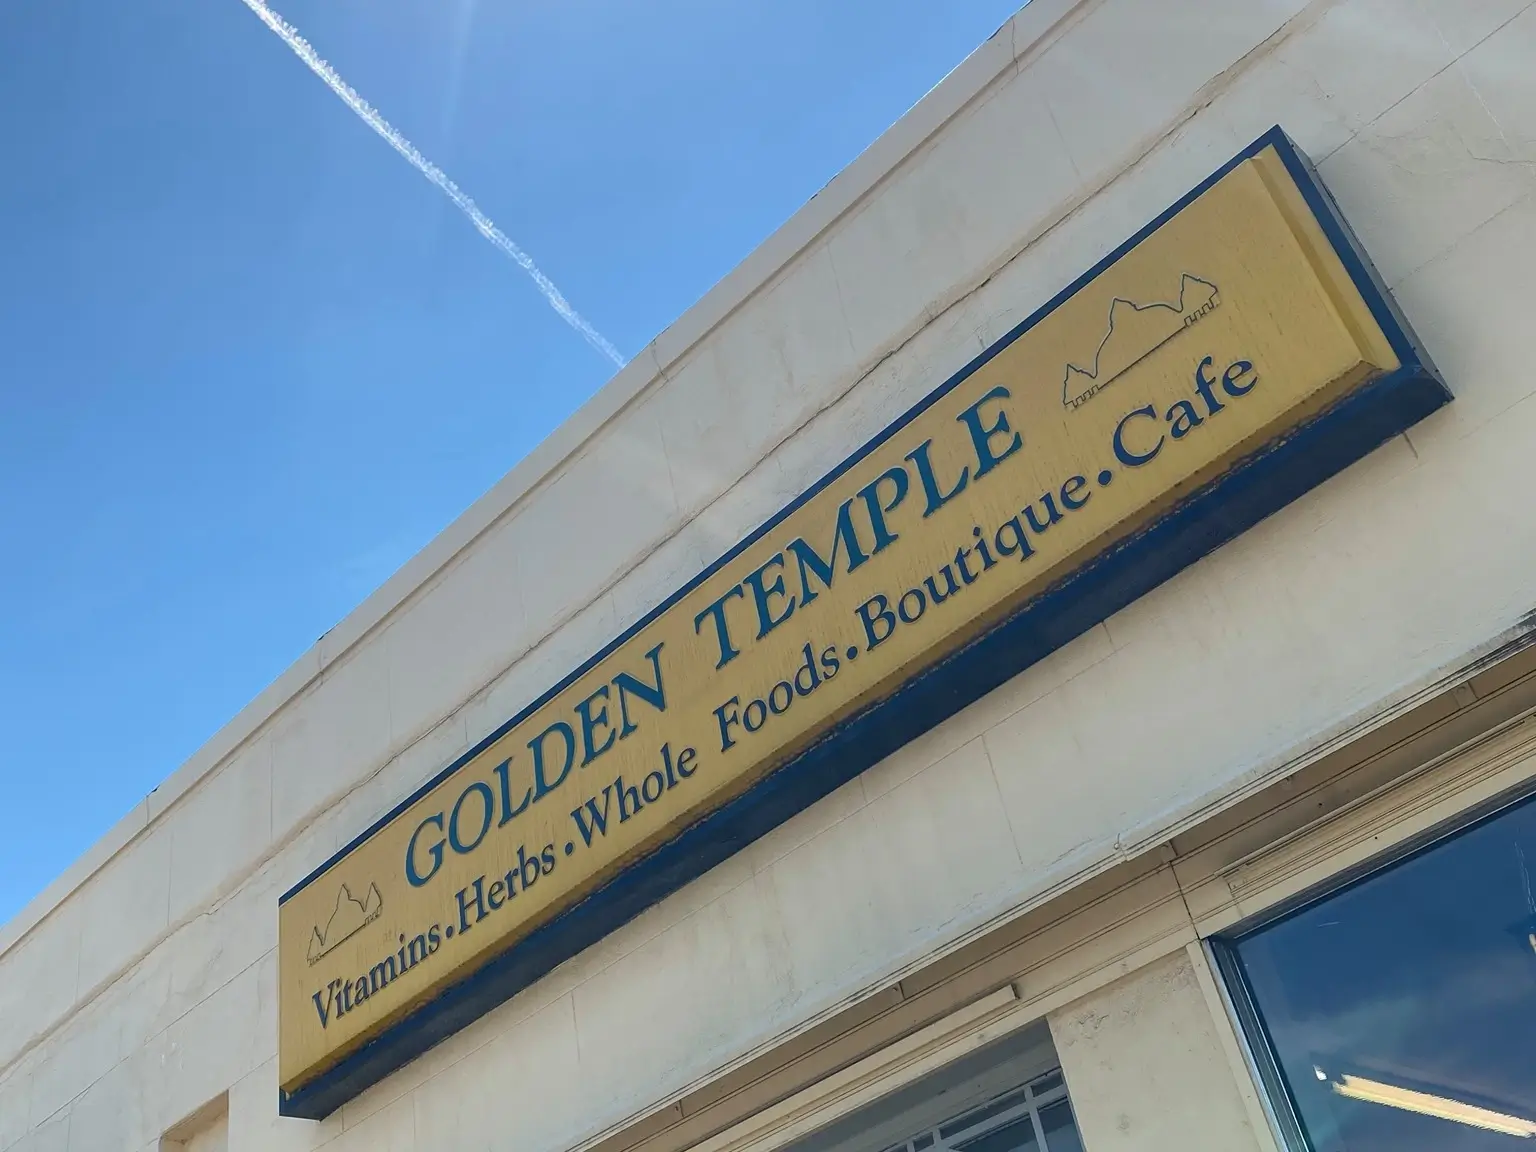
xmin=279 ymin=126 xmax=1449 ymax=1118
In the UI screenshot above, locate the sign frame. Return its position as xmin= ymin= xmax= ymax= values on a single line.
xmin=278 ymin=126 xmax=1449 ymax=1118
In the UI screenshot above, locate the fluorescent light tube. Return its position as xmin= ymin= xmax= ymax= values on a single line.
xmin=1332 ymin=1074 xmax=1536 ymax=1139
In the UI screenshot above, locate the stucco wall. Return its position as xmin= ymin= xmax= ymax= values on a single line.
xmin=5 ymin=0 xmax=1536 ymax=1149
xmin=1050 ymin=950 xmax=1270 ymax=1152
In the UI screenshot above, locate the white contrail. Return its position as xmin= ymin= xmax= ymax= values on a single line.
xmin=237 ymin=0 xmax=627 ymax=368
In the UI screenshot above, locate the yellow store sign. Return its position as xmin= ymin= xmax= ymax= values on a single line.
xmin=277 ymin=129 xmax=1447 ymax=1117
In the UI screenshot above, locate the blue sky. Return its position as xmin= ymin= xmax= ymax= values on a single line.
xmin=0 ymin=0 xmax=1022 ymax=925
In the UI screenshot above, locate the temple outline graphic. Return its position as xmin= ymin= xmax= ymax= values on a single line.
xmin=306 ymin=881 xmax=383 ymax=965
xmin=1062 ymin=273 xmax=1221 ymax=409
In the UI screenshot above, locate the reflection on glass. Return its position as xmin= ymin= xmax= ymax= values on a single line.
xmin=1037 ymin=1101 xmax=1084 ymax=1152
xmin=955 ymin=1116 xmax=1038 ymax=1152
xmin=1031 ymin=1072 xmax=1064 ymax=1096
xmin=1226 ymin=791 xmax=1536 ymax=1150
xmin=940 ymin=1089 xmax=1030 ymax=1139
xmin=1329 ymin=1073 xmax=1536 ymax=1137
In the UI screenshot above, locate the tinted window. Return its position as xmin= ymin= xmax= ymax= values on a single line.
xmin=1224 ymin=792 xmax=1536 ymax=1150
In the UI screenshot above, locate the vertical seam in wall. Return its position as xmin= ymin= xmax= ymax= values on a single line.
xmin=1167 ymin=852 xmax=1200 ymax=935
xmin=973 ymin=737 xmax=1030 ymax=880
xmin=1042 ymin=99 xmax=1081 ymax=183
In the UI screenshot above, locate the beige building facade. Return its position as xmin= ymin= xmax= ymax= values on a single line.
xmin=6 ymin=1 xmax=1536 ymax=1150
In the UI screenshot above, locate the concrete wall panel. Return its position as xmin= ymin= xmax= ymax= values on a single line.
xmin=1049 ymin=951 xmax=1265 ymax=1152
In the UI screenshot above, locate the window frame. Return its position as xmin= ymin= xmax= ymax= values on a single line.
xmin=1208 ymin=776 xmax=1536 ymax=1152
xmin=869 ymin=1067 xmax=1081 ymax=1152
